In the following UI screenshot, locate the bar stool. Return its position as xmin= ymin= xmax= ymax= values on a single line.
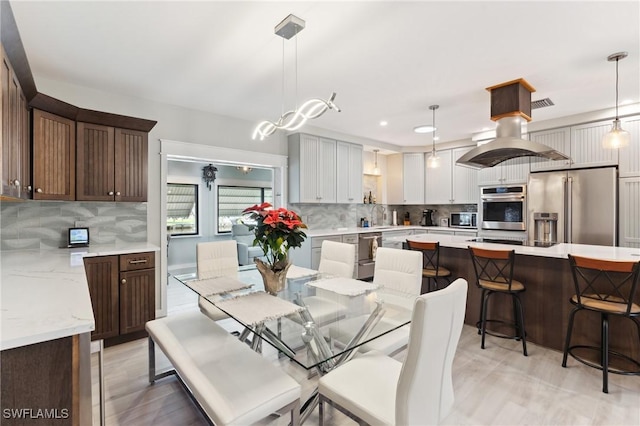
xmin=407 ymin=240 xmax=451 ymax=293
xmin=468 ymin=246 xmax=527 ymax=356
xmin=562 ymin=254 xmax=640 ymax=393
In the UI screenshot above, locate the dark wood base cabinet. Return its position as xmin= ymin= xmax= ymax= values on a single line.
xmin=84 ymin=252 xmax=155 ymax=345
xmin=1 ymin=333 xmax=92 ymax=426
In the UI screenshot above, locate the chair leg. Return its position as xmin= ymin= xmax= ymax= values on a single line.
xmin=481 ymin=291 xmax=490 ymax=349
xmin=602 ymin=313 xmax=609 ymax=394
xmin=562 ymin=307 xmax=579 ymax=367
xmin=477 ymin=289 xmax=486 ymax=335
xmin=514 ymin=295 xmax=527 ymax=356
xmin=318 ymin=396 xmax=325 ymax=426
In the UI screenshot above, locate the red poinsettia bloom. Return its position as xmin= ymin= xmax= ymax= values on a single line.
xmin=241 ymin=203 xmax=307 ymax=271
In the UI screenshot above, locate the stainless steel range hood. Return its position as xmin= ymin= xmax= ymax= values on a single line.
xmin=457 ymin=79 xmax=570 ymax=170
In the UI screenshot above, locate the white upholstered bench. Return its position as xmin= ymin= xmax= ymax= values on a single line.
xmin=146 ymin=311 xmax=301 ymax=425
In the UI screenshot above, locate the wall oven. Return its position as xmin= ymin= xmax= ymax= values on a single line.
xmin=480 ymin=185 xmax=527 ymax=231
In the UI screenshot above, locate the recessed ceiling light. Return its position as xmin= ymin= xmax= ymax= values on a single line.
xmin=621 ymin=99 xmax=635 ymax=105
xmin=413 ymin=125 xmax=436 ymax=134
xmin=434 ymin=136 xmax=440 ymax=141
xmin=482 ymin=127 xmax=491 ymax=131
xmin=379 ymin=120 xmax=388 ymax=126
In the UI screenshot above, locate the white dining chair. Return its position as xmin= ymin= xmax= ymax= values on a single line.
xmin=373 ymin=247 xmax=423 ymax=295
xmin=318 ymin=240 xmax=356 ymax=278
xmin=196 ymin=240 xmax=238 ymax=321
xmin=319 ymin=278 xmax=468 ymax=426
xmin=300 ymin=241 xmax=356 ymax=325
xmin=328 ymin=246 xmax=423 ymax=356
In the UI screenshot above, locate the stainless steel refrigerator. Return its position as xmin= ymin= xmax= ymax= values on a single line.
xmin=527 ymin=167 xmax=617 ymax=246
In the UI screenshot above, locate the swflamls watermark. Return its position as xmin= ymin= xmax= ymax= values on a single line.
xmin=2 ymin=408 xmax=69 ymax=419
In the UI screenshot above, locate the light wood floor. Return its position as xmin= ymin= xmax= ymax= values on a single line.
xmin=92 ymin=274 xmax=640 ymax=425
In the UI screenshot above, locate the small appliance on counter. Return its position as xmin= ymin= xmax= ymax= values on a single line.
xmin=450 ymin=212 xmax=477 ymax=228
xmin=403 ymin=212 xmax=411 ymax=226
xmin=420 ymin=209 xmax=436 ymax=226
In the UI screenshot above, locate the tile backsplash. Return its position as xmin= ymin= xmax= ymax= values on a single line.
xmin=290 ymin=203 xmax=477 ymax=230
xmin=0 ymin=200 xmax=147 ymax=250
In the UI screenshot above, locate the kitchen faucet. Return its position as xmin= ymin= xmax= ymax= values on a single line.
xmin=370 ymin=205 xmax=386 ymax=227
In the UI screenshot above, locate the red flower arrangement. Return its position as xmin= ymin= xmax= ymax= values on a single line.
xmin=242 ymin=202 xmax=307 ymax=272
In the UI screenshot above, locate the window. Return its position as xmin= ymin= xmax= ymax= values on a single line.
xmin=167 ymin=183 xmax=198 ymax=236
xmin=217 ymin=186 xmax=273 ymax=233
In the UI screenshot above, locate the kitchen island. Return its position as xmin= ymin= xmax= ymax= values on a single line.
xmin=395 ymin=233 xmax=640 ymax=361
xmin=1 ymin=243 xmax=159 ymax=426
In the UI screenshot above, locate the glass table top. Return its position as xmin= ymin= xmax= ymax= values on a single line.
xmin=171 ymin=267 xmax=415 ymax=371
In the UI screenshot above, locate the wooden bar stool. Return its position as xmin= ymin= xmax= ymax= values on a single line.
xmin=468 ymin=246 xmax=527 ymax=356
xmin=407 ymin=240 xmax=451 ymax=293
xmin=562 ymin=254 xmax=640 ymax=393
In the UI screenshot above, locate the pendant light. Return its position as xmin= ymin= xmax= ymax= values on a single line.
xmin=372 ymin=149 xmax=381 ymax=175
xmin=426 ymin=105 xmax=440 ymax=168
xmin=252 ymin=14 xmax=340 ymax=140
xmin=602 ymin=51 xmax=630 ymax=149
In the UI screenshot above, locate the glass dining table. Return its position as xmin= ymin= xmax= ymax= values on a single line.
xmin=171 ymin=265 xmax=416 ymax=422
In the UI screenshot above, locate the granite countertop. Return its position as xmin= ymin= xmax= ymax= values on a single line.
xmin=392 ymin=233 xmax=640 ymax=261
xmin=1 ymin=242 xmax=160 ymax=350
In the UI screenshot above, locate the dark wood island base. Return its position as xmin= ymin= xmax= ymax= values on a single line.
xmin=441 ymin=246 xmax=640 ymax=363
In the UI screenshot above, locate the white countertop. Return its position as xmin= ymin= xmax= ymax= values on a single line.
xmin=390 ymin=233 xmax=640 ymax=261
xmin=1 ymin=242 xmax=160 ymax=351
xmin=304 ymin=225 xmax=472 ymax=237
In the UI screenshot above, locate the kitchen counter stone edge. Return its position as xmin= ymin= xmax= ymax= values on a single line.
xmin=1 ymin=242 xmax=160 ymax=351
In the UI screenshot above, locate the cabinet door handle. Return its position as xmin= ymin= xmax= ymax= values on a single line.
xmin=13 ymin=179 xmax=19 ymax=187
xmin=128 ymin=259 xmax=148 ymax=265
xmin=115 ymin=191 xmax=121 ymax=196
xmin=121 ymin=279 xmax=127 ymax=284
xmin=26 ymin=185 xmax=32 ymax=191
xmin=108 ymin=191 xmax=114 ymax=196
xmin=36 ymin=188 xmax=43 ymax=193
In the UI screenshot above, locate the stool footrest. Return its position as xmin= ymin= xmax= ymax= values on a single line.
xmin=566 ymin=344 xmax=640 ymax=376
xmin=476 ymin=319 xmax=526 ymax=341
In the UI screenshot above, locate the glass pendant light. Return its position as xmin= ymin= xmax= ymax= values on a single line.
xmin=602 ymin=52 xmax=630 ymax=149
xmin=426 ymin=105 xmax=440 ymax=168
xmin=372 ymin=149 xmax=381 ymax=175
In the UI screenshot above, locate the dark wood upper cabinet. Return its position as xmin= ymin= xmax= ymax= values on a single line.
xmin=76 ymin=122 xmax=115 ymax=201
xmin=76 ymin=123 xmax=148 ymax=202
xmin=115 ymin=128 xmax=148 ymax=202
xmin=32 ymin=109 xmax=75 ymax=200
xmin=1 ymin=45 xmax=30 ymax=199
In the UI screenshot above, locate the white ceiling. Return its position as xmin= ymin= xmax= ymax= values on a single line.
xmin=10 ymin=1 xmax=640 ymax=148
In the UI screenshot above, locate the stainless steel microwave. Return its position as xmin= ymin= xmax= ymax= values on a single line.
xmin=450 ymin=212 xmax=477 ymax=228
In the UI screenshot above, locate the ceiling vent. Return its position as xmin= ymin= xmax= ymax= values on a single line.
xmin=531 ymin=98 xmax=554 ymax=109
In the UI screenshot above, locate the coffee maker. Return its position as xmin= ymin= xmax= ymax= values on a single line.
xmin=420 ymin=209 xmax=436 ymax=226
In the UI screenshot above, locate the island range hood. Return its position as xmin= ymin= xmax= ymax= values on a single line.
xmin=457 ymin=78 xmax=570 ymax=169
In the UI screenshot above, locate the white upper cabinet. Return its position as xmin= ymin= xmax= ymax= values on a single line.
xmin=425 ymin=147 xmax=478 ymax=204
xmin=403 ymin=153 xmax=425 ymax=204
xmin=452 ymin=147 xmax=478 ymax=203
xmin=529 ymin=128 xmax=571 ymax=171
xmin=570 ymin=120 xmax=618 ymax=168
xmin=425 ymin=150 xmax=452 ymax=204
xmin=530 ymin=120 xmax=619 ymax=172
xmin=288 ymin=133 xmax=336 ymax=203
xmin=386 ymin=153 xmax=425 ymax=204
xmin=619 ymin=177 xmax=640 ymax=248
xmin=618 ymin=116 xmax=640 ymax=177
xmin=336 ymin=141 xmax=363 ymax=203
xmin=478 ymin=156 xmax=529 ymax=186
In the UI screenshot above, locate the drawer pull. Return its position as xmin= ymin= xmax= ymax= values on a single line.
xmin=121 ymin=279 xmax=127 ymax=284
xmin=128 ymin=259 xmax=148 ymax=264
